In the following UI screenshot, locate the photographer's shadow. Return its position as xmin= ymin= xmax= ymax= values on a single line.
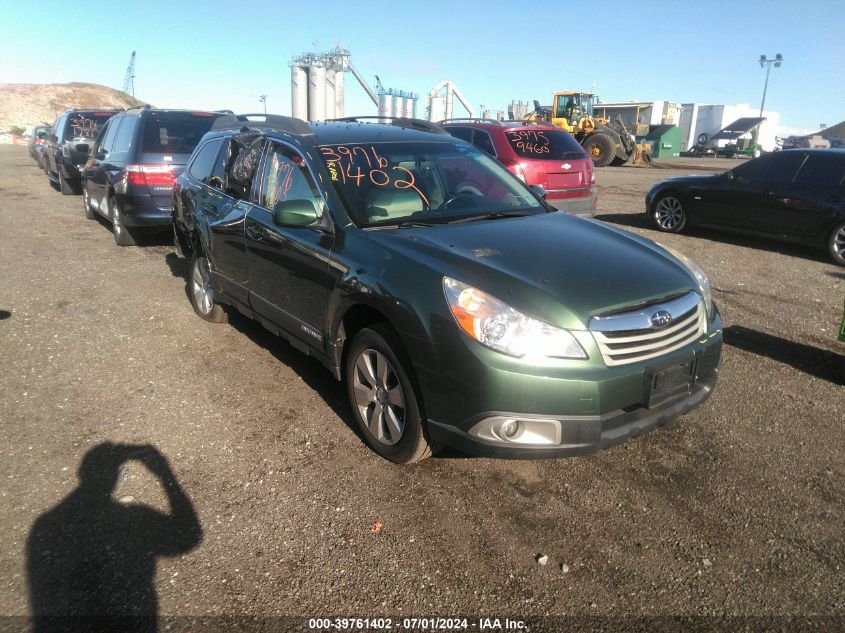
xmin=27 ymin=443 xmax=202 ymax=632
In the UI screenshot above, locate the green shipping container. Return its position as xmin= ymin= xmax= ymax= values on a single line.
xmin=636 ymin=125 xmax=681 ymax=158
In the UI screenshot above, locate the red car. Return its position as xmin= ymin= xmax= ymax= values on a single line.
xmin=442 ymin=119 xmax=597 ymax=215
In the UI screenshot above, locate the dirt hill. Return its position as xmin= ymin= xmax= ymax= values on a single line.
xmin=0 ymin=82 xmax=146 ymax=132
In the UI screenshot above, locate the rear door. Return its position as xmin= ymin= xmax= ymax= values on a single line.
xmin=138 ymin=111 xmax=221 ymax=210
xmin=85 ymin=116 xmax=122 ymax=212
xmin=196 ymin=137 xmax=253 ymax=306
xmin=777 ymin=152 xmax=845 ymax=244
xmin=244 ymin=141 xmax=335 ymax=348
xmin=693 ymin=152 xmax=806 ymax=232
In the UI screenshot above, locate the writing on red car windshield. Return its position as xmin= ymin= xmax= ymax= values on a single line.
xmin=506 ymin=130 xmax=551 ymax=155
xmin=319 ymin=145 xmax=429 ymax=206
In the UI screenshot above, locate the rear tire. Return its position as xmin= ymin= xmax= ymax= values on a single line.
xmin=345 ymin=324 xmax=439 ymax=464
xmin=109 ymin=195 xmax=136 ymax=246
xmin=651 ymin=193 xmax=688 ymax=233
xmin=59 ymin=174 xmax=77 ymax=195
xmin=188 ymin=249 xmax=228 ymax=323
xmin=828 ymin=221 xmax=845 ymax=267
xmin=583 ymin=133 xmax=615 ymax=168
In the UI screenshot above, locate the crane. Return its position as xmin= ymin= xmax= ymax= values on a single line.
xmin=123 ymin=51 xmax=136 ymax=97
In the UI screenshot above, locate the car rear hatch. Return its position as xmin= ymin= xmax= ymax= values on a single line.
xmin=504 ymin=128 xmax=592 ymax=197
xmin=136 ymin=111 xmax=221 ymax=208
xmin=64 ymin=112 xmax=116 ymax=165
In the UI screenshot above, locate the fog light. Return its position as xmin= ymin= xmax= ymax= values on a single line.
xmin=501 ymin=419 xmax=520 ymax=439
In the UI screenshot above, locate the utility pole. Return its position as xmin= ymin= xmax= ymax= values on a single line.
xmin=259 ymin=94 xmax=267 ymax=114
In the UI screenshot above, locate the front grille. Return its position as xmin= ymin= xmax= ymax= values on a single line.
xmin=589 ymin=292 xmax=706 ymax=366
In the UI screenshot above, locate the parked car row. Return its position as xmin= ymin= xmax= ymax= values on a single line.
xmin=28 ymin=109 xmax=723 ymax=463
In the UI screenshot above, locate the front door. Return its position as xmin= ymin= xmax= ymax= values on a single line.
xmin=244 ymin=141 xmax=335 ymax=350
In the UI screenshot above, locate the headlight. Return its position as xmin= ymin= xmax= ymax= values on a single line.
xmin=660 ymin=245 xmax=713 ymax=319
xmin=442 ymin=277 xmax=587 ymax=360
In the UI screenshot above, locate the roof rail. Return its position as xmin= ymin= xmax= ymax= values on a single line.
xmin=124 ymin=104 xmax=152 ymax=112
xmin=439 ymin=117 xmax=504 ymax=125
xmin=327 ymin=116 xmax=450 ymax=135
xmin=211 ymin=113 xmax=313 ymax=136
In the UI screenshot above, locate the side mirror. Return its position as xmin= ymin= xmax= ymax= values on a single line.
xmin=725 ymin=171 xmax=735 ymax=182
xmin=530 ymin=183 xmax=547 ymax=199
xmin=95 ymin=151 xmax=106 ymax=160
xmin=208 ymin=176 xmax=224 ymax=190
xmin=74 ymin=143 xmax=90 ymax=154
xmin=272 ymin=199 xmax=320 ymax=226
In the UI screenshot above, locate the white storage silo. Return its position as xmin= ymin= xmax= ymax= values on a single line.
xmin=378 ymin=91 xmax=394 ymax=120
xmin=325 ymin=68 xmax=337 ymax=120
xmin=403 ymin=93 xmax=416 ymax=119
xmin=391 ymin=91 xmax=405 ymax=119
xmin=291 ymin=65 xmax=308 ymax=120
xmin=308 ymin=63 xmax=326 ymax=121
xmin=334 ymin=69 xmax=345 ymax=118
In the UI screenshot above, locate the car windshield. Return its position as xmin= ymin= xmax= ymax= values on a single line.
xmin=63 ymin=112 xmax=114 ymax=140
xmin=505 ymin=128 xmax=586 ymax=159
xmin=318 ymin=140 xmax=546 ymax=227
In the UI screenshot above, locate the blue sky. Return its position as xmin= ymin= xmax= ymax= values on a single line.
xmin=2 ymin=0 xmax=842 ymax=135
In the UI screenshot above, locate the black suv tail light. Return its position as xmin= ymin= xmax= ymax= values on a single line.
xmin=126 ymin=164 xmax=175 ymax=188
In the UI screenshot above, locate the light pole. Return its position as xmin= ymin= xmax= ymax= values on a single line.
xmin=259 ymin=94 xmax=267 ymax=115
xmin=758 ymin=53 xmax=783 ymax=117
xmin=753 ymin=53 xmax=782 ymax=148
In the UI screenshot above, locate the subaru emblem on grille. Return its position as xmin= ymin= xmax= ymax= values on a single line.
xmin=650 ymin=310 xmax=673 ymax=328
xmin=561 ymin=163 xmax=571 ymax=169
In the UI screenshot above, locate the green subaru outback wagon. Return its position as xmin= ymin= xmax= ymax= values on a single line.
xmin=172 ymin=114 xmax=722 ymax=463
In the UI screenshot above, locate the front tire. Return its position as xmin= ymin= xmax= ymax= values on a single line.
xmin=82 ymin=184 xmax=95 ymax=219
xmin=828 ymin=221 xmax=845 ymax=267
xmin=189 ymin=250 xmax=227 ymax=323
xmin=583 ymin=133 xmax=615 ymax=168
xmin=345 ymin=325 xmax=438 ymax=464
xmin=651 ymin=193 xmax=688 ymax=233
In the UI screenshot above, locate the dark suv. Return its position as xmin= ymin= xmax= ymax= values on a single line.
xmin=45 ymin=109 xmax=120 ymax=194
xmin=442 ymin=119 xmax=597 ymax=215
xmin=81 ymin=106 xmax=225 ymax=245
xmin=173 ymin=114 xmax=722 ymax=464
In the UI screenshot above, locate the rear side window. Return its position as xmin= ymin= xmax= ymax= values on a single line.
xmin=793 ymin=154 xmax=845 ymax=187
xmin=446 ymin=127 xmax=473 ymax=142
xmin=63 ymin=112 xmax=115 ymax=141
xmin=111 ymin=116 xmax=138 ymax=159
xmin=141 ymin=112 xmax=219 ymax=154
xmin=99 ymin=118 xmax=122 ymax=154
xmin=472 ymin=130 xmax=496 ymax=156
xmin=188 ymin=139 xmax=224 ymax=183
xmin=505 ymin=129 xmax=585 ymax=159
xmin=733 ymin=151 xmax=805 ymax=183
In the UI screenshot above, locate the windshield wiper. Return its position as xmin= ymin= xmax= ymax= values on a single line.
xmin=445 ymin=210 xmax=534 ymax=224
xmin=368 ymin=220 xmax=440 ymax=230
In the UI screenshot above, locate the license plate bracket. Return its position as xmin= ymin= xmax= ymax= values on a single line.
xmin=643 ymin=355 xmax=698 ymax=408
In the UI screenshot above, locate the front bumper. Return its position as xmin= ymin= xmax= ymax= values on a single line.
xmin=414 ymin=308 xmax=722 ymax=458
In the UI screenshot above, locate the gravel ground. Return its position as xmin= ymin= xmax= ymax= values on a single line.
xmin=0 ymin=146 xmax=843 ymax=631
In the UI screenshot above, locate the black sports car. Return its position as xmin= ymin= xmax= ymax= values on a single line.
xmin=646 ymin=149 xmax=845 ymax=265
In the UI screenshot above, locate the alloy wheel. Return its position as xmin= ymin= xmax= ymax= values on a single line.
xmin=834 ymin=226 xmax=845 ymax=259
xmin=352 ymin=349 xmax=405 ymax=446
xmin=655 ymin=196 xmax=684 ymax=230
xmin=191 ymin=257 xmax=214 ymax=316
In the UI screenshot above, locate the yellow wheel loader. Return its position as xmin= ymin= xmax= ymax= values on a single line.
xmin=524 ymin=92 xmax=637 ymax=167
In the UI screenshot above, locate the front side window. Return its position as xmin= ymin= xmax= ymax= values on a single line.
xmin=732 ymin=151 xmax=805 ymax=183
xmin=318 ymin=141 xmax=543 ymax=227
xmin=259 ymin=143 xmax=323 ymax=215
xmin=188 ymin=139 xmax=224 ymax=183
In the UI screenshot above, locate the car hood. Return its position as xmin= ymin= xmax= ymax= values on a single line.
xmin=366 ymin=212 xmax=700 ymax=330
